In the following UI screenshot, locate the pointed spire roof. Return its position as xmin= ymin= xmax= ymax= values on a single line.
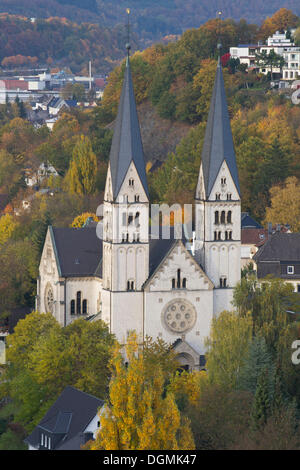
xmin=200 ymin=57 xmax=240 ymax=198
xmin=108 ymin=54 xmax=149 ymax=200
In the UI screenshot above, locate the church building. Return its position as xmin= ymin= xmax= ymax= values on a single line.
xmin=36 ymin=50 xmax=241 ymax=370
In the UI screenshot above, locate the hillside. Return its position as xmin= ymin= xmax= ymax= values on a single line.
xmin=0 ymin=0 xmax=300 ymax=41
xmin=0 ymin=15 xmax=132 ymax=74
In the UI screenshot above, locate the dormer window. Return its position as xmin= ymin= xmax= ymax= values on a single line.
xmin=287 ymin=266 xmax=294 ymax=275
xmin=129 ymin=178 xmax=134 ymax=187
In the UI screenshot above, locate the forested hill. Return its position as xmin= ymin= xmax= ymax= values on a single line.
xmin=0 ymin=15 xmax=131 ymax=74
xmin=0 ymin=0 xmax=300 ymax=41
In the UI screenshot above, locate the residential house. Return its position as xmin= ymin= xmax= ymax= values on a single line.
xmin=25 ymin=386 xmax=103 ymax=450
xmin=253 ymin=232 xmax=300 ymax=293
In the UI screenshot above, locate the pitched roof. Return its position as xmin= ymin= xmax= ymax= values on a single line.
xmin=254 ymin=232 xmax=300 ymax=262
xmin=200 ymin=59 xmax=240 ymax=198
xmin=109 ymin=56 xmax=149 ymax=200
xmin=241 ymin=228 xmax=269 ymax=246
xmin=50 ymin=226 xmax=102 ymax=278
xmin=241 ymin=212 xmax=262 ymax=229
xmin=25 ymin=386 xmax=103 ymax=450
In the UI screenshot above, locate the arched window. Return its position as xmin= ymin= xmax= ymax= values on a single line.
xmin=82 ymin=299 xmax=87 ymax=315
xmin=76 ymin=291 xmax=81 ymax=315
xmin=129 ymin=178 xmax=134 ymax=187
xmin=214 ymin=211 xmax=219 ymax=224
xmin=228 ymin=231 xmax=232 ymax=240
xmin=127 ymin=280 xmax=135 ymax=291
xmin=177 ymin=269 xmax=181 ymax=288
xmin=135 ymin=212 xmax=140 ymax=227
xmin=214 ymin=231 xmax=217 ymax=240
xmin=227 ymin=193 xmax=232 ymax=200
xmin=221 ymin=211 xmax=226 ymax=224
xmin=182 ymin=278 xmax=187 ymax=288
xmin=70 ymin=300 xmax=75 ymax=315
xmin=225 ymin=231 xmax=228 ymax=240
xmin=172 ymin=278 xmax=176 ymax=289
xmin=134 ymin=195 xmax=140 ymax=202
xmin=227 ymin=211 xmax=232 ymax=224
xmin=218 ymin=231 xmax=222 ymax=240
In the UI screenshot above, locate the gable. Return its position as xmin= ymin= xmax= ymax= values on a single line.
xmin=145 ymin=241 xmax=213 ymax=291
xmin=115 ymin=161 xmax=149 ymax=204
xmin=208 ymin=159 xmax=240 ymax=201
xmin=39 ymin=227 xmax=61 ymax=278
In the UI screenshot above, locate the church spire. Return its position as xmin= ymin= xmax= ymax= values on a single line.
xmin=199 ymin=54 xmax=241 ymax=199
xmin=108 ymin=31 xmax=149 ymax=201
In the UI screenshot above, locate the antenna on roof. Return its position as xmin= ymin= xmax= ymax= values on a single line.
xmin=126 ymin=8 xmax=131 ymax=61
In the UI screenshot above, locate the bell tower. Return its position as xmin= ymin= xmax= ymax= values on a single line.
xmin=102 ymin=44 xmax=149 ymax=342
xmin=194 ymin=53 xmax=241 ymax=309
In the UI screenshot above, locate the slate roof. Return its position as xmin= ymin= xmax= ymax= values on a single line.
xmin=253 ymin=232 xmax=300 ymax=262
xmin=109 ymin=55 xmax=149 ymax=200
xmin=25 ymin=386 xmax=103 ymax=450
xmin=50 ymin=226 xmax=102 ymax=278
xmin=241 ymin=212 xmax=262 ymax=229
xmin=200 ymin=58 xmax=240 ymax=198
xmin=50 ymin=225 xmax=189 ymax=283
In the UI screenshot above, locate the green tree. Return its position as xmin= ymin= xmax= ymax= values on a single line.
xmin=255 ymin=49 xmax=286 ymax=80
xmin=205 ymin=311 xmax=253 ymax=390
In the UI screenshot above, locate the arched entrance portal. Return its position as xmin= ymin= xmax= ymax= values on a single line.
xmin=176 ymin=352 xmax=195 ymax=372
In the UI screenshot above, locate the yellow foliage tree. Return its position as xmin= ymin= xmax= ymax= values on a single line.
xmin=91 ymin=333 xmax=195 ymax=450
xmin=71 ymin=212 xmax=99 ymax=228
xmin=168 ymin=369 xmax=208 ymax=407
xmin=0 ymin=213 xmax=19 ymax=244
xmin=66 ymin=135 xmax=97 ymax=195
xmin=264 ymin=176 xmax=300 ymax=232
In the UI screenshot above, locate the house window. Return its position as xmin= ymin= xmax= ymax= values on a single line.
xmin=227 ymin=211 xmax=232 ymax=224
xmin=221 ymin=211 xmax=226 ymax=224
xmin=214 ymin=231 xmax=217 ymax=240
xmin=182 ymin=278 xmax=187 ymax=288
xmin=228 ymin=231 xmax=232 ymax=240
xmin=127 ymin=280 xmax=135 ymax=291
xmin=216 ymin=193 xmax=221 ymax=200
xmin=220 ymin=277 xmax=227 ymax=288
xmin=218 ymin=231 xmax=222 ymax=240
xmin=82 ymin=299 xmax=88 ymax=315
xmin=287 ymin=266 xmax=294 ymax=275
xmin=214 ymin=211 xmax=219 ymax=224
xmin=227 ymin=193 xmax=232 ymax=200
xmin=76 ymin=291 xmax=81 ymax=314
xmin=221 ymin=177 xmax=226 ymax=185
xmin=134 ymin=195 xmax=140 ymax=202
xmin=129 ymin=178 xmax=134 ymax=187
xmin=172 ymin=278 xmax=176 ymax=289
xmin=70 ymin=300 xmax=75 ymax=315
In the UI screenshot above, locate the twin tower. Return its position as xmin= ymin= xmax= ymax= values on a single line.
xmin=101 ymin=52 xmax=241 ymax=352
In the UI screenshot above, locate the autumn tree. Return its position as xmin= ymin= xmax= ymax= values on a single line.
xmin=1 ymin=313 xmax=115 ymax=432
xmin=258 ymin=9 xmax=299 ymax=41
xmin=71 ymin=212 xmax=98 ymax=228
xmin=264 ymin=176 xmax=300 ymax=232
xmin=91 ymin=333 xmax=194 ymax=450
xmin=66 ymin=135 xmax=97 ymax=195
